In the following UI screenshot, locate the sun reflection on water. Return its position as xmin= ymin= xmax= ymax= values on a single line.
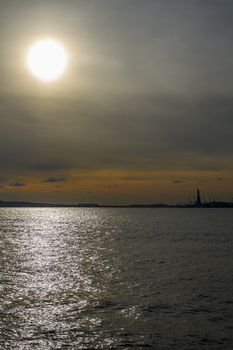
xmin=0 ymin=208 xmax=114 ymax=349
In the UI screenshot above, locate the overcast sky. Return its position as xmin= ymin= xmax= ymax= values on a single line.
xmin=0 ymin=0 xmax=232 ymax=204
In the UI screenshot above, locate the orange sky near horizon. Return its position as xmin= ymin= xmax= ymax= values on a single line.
xmin=1 ymin=169 xmax=232 ymax=205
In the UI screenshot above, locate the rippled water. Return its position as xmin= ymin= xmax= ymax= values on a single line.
xmin=0 ymin=208 xmax=233 ymax=349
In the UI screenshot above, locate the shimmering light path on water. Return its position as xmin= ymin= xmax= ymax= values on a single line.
xmin=0 ymin=208 xmax=233 ymax=349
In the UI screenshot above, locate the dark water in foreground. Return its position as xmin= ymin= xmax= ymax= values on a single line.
xmin=0 ymin=208 xmax=233 ymax=350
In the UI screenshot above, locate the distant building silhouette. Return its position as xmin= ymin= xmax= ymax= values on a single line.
xmin=195 ymin=187 xmax=201 ymax=207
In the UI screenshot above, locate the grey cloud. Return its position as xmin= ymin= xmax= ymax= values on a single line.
xmin=43 ymin=177 xmax=66 ymax=183
xmin=9 ymin=182 xmax=26 ymax=187
xmin=216 ymin=177 xmax=224 ymax=181
xmin=0 ymin=94 xmax=233 ymax=174
xmin=0 ymin=0 xmax=233 ymax=177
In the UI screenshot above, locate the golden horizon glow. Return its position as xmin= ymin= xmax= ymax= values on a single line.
xmin=26 ymin=39 xmax=68 ymax=82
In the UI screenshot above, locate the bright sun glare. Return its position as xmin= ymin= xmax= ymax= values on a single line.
xmin=27 ymin=39 xmax=68 ymax=82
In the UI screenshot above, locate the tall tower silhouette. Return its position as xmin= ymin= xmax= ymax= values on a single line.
xmin=195 ymin=187 xmax=201 ymax=207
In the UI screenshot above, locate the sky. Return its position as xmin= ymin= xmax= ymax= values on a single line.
xmin=0 ymin=0 xmax=232 ymax=204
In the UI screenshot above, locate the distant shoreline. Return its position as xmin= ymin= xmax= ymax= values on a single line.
xmin=0 ymin=200 xmax=233 ymax=208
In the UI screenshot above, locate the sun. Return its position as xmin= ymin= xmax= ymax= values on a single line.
xmin=27 ymin=39 xmax=68 ymax=82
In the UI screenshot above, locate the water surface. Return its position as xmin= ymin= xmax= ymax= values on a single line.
xmin=0 ymin=208 xmax=233 ymax=349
